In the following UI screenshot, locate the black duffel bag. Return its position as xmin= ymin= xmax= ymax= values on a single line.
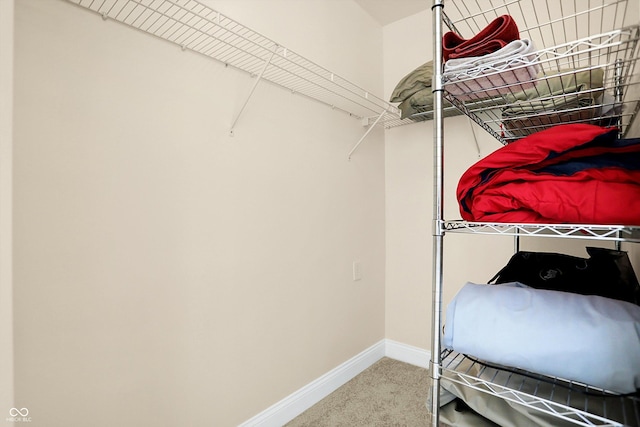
xmin=489 ymin=247 xmax=640 ymax=305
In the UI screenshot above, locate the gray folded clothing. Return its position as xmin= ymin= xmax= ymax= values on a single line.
xmin=398 ymin=87 xmax=463 ymax=120
xmin=502 ymin=96 xmax=598 ymax=137
xmin=501 ymin=68 xmax=605 ymax=136
xmin=504 ymin=68 xmax=604 ymax=103
xmin=390 ymin=61 xmax=434 ymax=103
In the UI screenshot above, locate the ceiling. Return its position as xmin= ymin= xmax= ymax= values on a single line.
xmin=354 ymin=0 xmax=430 ymax=26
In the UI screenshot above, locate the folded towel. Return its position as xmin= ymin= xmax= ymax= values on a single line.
xmin=443 ymin=15 xmax=520 ymax=61
xmin=389 ymin=60 xmax=460 ymax=120
xmin=504 ymin=68 xmax=605 ymax=103
xmin=502 ymin=68 xmax=605 ymax=136
xmin=503 ymin=97 xmax=599 ymax=137
xmin=445 ymin=39 xmax=536 ymax=73
xmin=444 ymin=39 xmax=540 ymax=101
xmin=398 ymin=87 xmax=462 ymax=120
xmin=389 ymin=61 xmax=433 ymax=103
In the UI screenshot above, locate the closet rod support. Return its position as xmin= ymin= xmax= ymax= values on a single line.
xmin=229 ymin=47 xmax=278 ymax=136
xmin=347 ymin=109 xmax=387 ymax=160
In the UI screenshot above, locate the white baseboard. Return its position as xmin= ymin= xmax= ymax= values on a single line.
xmin=238 ymin=340 xmax=386 ymax=427
xmin=238 ymin=339 xmax=430 ymax=427
xmin=385 ymin=339 xmax=431 ymax=369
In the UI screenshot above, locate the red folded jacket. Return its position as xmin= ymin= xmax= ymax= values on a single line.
xmin=456 ymin=124 xmax=640 ymax=225
xmin=443 ymin=15 xmax=520 ymax=61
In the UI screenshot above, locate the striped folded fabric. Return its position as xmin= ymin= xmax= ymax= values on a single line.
xmin=443 ymin=39 xmax=541 ymax=101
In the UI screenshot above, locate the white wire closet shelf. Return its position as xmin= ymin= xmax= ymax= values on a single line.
xmin=65 ymin=0 xmax=402 ymax=127
xmin=397 ymin=0 xmax=640 ymax=140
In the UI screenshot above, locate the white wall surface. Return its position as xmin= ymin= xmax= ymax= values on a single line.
xmin=12 ymin=1 xmax=385 ymax=426
xmin=0 ymin=0 xmax=15 ymax=417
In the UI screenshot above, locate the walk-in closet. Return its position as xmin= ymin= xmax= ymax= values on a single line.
xmin=1 ymin=0 xmax=639 ymax=426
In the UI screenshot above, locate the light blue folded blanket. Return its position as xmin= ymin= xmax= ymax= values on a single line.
xmin=444 ymin=282 xmax=640 ymax=394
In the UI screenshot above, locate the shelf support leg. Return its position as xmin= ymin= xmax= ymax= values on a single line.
xmin=430 ymin=1 xmax=445 ymax=427
xmin=613 ymin=59 xmax=623 ymax=251
xmin=347 ymin=109 xmax=387 ymax=160
xmin=229 ymin=47 xmax=277 ymax=136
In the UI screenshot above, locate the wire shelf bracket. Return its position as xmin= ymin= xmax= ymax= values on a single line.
xmin=229 ymin=46 xmax=276 ymax=137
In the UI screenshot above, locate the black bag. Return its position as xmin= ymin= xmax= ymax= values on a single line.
xmin=489 ymin=247 xmax=640 ymax=305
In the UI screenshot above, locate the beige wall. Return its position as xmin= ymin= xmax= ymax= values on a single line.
xmin=1 ymin=0 xmax=15 ymax=417
xmin=9 ymin=0 xmax=640 ymax=425
xmin=13 ymin=1 xmax=385 ymax=426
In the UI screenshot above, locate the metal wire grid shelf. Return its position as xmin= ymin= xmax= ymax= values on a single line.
xmin=428 ymin=1 xmax=640 ymax=426
xmin=65 ymin=0 xmax=402 ymax=129
xmin=441 ymin=350 xmax=640 ymax=427
xmin=443 ymin=221 xmax=640 ymax=243
xmin=442 ymin=26 xmax=640 ymax=143
xmin=389 ymin=0 xmax=640 ymax=138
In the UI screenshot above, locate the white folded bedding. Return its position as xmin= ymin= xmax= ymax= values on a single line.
xmin=444 ymin=39 xmax=537 ymax=72
xmin=443 ymin=39 xmax=540 ymax=100
xmin=443 ymin=282 xmax=640 ymax=393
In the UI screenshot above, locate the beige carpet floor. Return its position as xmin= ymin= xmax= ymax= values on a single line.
xmin=285 ymin=357 xmax=432 ymax=427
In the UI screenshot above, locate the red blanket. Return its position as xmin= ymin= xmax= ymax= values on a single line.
xmin=443 ymin=15 xmax=520 ymax=61
xmin=457 ymin=124 xmax=640 ymax=225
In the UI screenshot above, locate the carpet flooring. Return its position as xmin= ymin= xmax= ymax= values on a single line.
xmin=285 ymin=357 xmax=432 ymax=427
